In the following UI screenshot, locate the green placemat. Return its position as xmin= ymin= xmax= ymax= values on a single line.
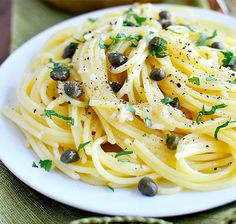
xmin=1 ymin=0 xmax=235 ymax=223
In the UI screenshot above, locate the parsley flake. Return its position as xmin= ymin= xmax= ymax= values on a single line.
xmin=106 ymin=185 xmax=114 ymax=192
xmin=78 ymin=141 xmax=91 ymax=151
xmin=39 ymin=160 xmax=52 ymax=172
xmin=125 ymin=103 xmax=136 ymax=115
xmin=117 ymin=158 xmax=130 ymax=162
xmin=115 ymin=150 xmax=133 ymax=158
xmin=188 ymin=77 xmax=200 ymax=86
xmin=196 ymin=30 xmax=217 ymax=46
xmin=99 ymin=39 xmax=109 ymax=49
xmin=227 ymin=79 xmax=236 ymax=84
xmin=196 ymin=104 xmax=227 ymax=124
xmin=32 ymin=161 xmax=38 ymax=168
xmin=41 ymin=109 xmax=74 ymax=126
xmin=206 ymin=75 xmax=218 ymax=81
xmin=123 ymin=12 xmax=146 ymax=27
xmin=149 ymin=38 xmax=168 ymax=58
xmin=88 ymin=18 xmax=96 ymax=23
xmin=161 ymin=96 xmax=173 ymax=104
xmin=84 ymin=100 xmax=90 ymax=109
xmin=221 ymin=51 xmax=236 ymax=69
xmin=214 ymin=120 xmax=236 ymax=140
xmin=145 ymin=117 xmax=152 ymax=128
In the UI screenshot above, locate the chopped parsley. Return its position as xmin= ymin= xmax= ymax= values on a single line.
xmin=88 ymin=18 xmax=96 ymax=23
xmin=32 ymin=161 xmax=38 ymax=168
xmin=49 ymin=58 xmax=70 ymax=72
xmin=117 ymin=158 xmax=130 ymax=162
xmin=84 ymin=100 xmax=90 ymax=109
xmin=196 ymin=30 xmax=217 ymax=46
xmin=78 ymin=141 xmax=91 ymax=151
xmin=166 ymin=133 xmax=170 ymax=142
xmin=32 ymin=160 xmax=52 ymax=172
xmin=206 ymin=75 xmax=218 ymax=81
xmin=123 ymin=10 xmax=147 ymax=27
xmin=161 ymin=96 xmax=174 ymax=104
xmin=69 ymin=42 xmax=79 ymax=49
xmin=145 ymin=117 xmax=152 ymax=128
xmin=125 ymin=103 xmax=136 ymax=115
xmin=188 ymin=77 xmax=200 ymax=86
xmin=115 ymin=150 xmax=133 ymax=158
xmin=41 ymin=109 xmax=74 ymax=126
xmin=221 ymin=51 xmax=236 ymax=69
xmin=149 ymin=38 xmax=168 ymax=58
xmin=149 ymin=31 xmax=154 ymax=35
xmin=196 ymin=104 xmax=227 ymax=124
xmin=227 ymin=79 xmax=236 ymax=84
xmin=99 ymin=39 xmax=109 ymax=49
xmin=167 ymin=28 xmax=182 ymax=34
xmin=111 ymin=33 xmax=142 ymax=47
xmin=106 ymin=185 xmax=114 ymax=192
xmin=214 ymin=120 xmax=236 ymax=140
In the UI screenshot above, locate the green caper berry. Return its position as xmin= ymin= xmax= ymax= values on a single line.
xmin=138 ymin=177 xmax=158 ymax=196
xmin=64 ymin=81 xmax=83 ymax=98
xmin=60 ymin=149 xmax=79 ymax=163
xmin=170 ymin=97 xmax=180 ymax=109
xmin=50 ymin=67 xmax=70 ymax=81
xmin=211 ymin=42 xmax=224 ymax=49
xmin=149 ymin=37 xmax=162 ymax=51
xmin=159 ymin=10 xmax=171 ymax=20
xmin=166 ymin=134 xmax=180 ymax=150
xmin=108 ymin=52 xmax=128 ymax=67
xmin=159 ymin=20 xmax=173 ymax=29
xmin=149 ymin=68 xmax=166 ymax=81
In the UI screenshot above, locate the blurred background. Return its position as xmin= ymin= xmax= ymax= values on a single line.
xmin=0 ymin=0 xmax=235 ymax=64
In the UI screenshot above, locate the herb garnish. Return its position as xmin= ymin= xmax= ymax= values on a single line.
xmin=32 ymin=161 xmax=38 ymax=168
xmin=78 ymin=141 xmax=91 ymax=151
xmin=99 ymin=39 xmax=110 ymax=49
xmin=214 ymin=120 xmax=236 ymax=140
xmin=88 ymin=18 xmax=96 ymax=23
xmin=206 ymin=75 xmax=218 ymax=81
xmin=188 ymin=77 xmax=200 ymax=86
xmin=84 ymin=100 xmax=90 ymax=109
xmin=196 ymin=104 xmax=227 ymax=124
xmin=149 ymin=38 xmax=168 ymax=58
xmin=115 ymin=150 xmax=133 ymax=158
xmin=118 ymin=158 xmax=130 ymax=162
xmin=106 ymin=185 xmax=115 ymax=192
xmin=111 ymin=33 xmax=142 ymax=47
xmin=145 ymin=117 xmax=152 ymax=128
xmin=221 ymin=51 xmax=236 ymax=69
xmin=123 ymin=10 xmax=147 ymax=26
xmin=196 ymin=30 xmax=217 ymax=46
xmin=166 ymin=133 xmax=170 ymax=142
xmin=125 ymin=103 xmax=136 ymax=115
xmin=227 ymin=79 xmax=236 ymax=84
xmin=39 ymin=160 xmax=52 ymax=171
xmin=161 ymin=96 xmax=174 ymax=104
xmin=41 ymin=109 xmax=74 ymax=126
xmin=49 ymin=59 xmax=70 ymax=72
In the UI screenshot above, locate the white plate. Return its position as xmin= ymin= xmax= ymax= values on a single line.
xmin=0 ymin=4 xmax=236 ymax=217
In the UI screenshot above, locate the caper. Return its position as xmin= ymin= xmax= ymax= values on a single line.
xmin=62 ymin=43 xmax=78 ymax=58
xmin=166 ymin=134 xmax=180 ymax=150
xmin=170 ymin=97 xmax=180 ymax=109
xmin=211 ymin=42 xmax=224 ymax=49
xmin=138 ymin=177 xmax=158 ymax=196
xmin=108 ymin=52 xmax=128 ymax=67
xmin=149 ymin=68 xmax=166 ymax=81
xmin=60 ymin=149 xmax=79 ymax=163
xmin=109 ymin=81 xmax=122 ymax=93
xmin=149 ymin=37 xmax=162 ymax=52
xmin=159 ymin=20 xmax=172 ymax=29
xmin=64 ymin=81 xmax=83 ymax=98
xmin=50 ymin=67 xmax=70 ymax=81
xmin=159 ymin=10 xmax=171 ymax=20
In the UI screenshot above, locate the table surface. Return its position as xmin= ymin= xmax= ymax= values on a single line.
xmin=0 ymin=0 xmax=11 ymax=64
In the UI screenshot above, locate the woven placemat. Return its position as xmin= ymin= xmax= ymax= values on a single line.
xmin=1 ymin=0 xmax=235 ymax=223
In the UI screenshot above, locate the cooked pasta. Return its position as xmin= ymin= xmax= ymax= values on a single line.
xmin=2 ymin=3 xmax=236 ymax=195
